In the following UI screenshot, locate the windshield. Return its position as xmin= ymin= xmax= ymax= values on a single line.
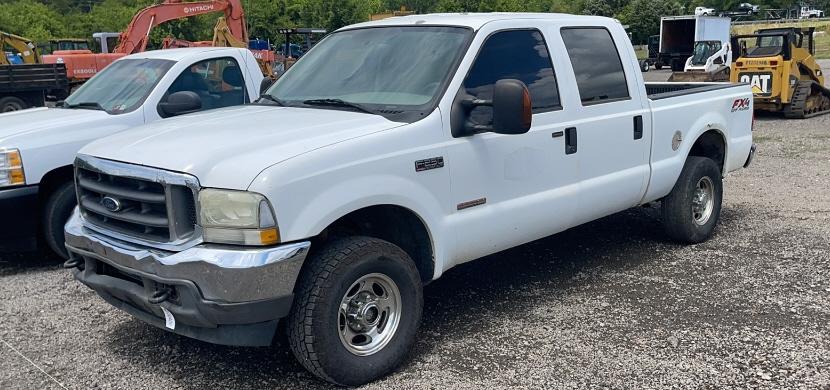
xmin=690 ymin=41 xmax=721 ymax=65
xmin=744 ymin=35 xmax=785 ymax=57
xmin=64 ymin=58 xmax=174 ymax=114
xmin=267 ymin=26 xmax=472 ymax=115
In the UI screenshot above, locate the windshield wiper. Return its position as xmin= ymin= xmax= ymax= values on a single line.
xmin=302 ymin=98 xmax=375 ymax=115
xmin=256 ymin=94 xmax=286 ymax=106
xmin=64 ymin=102 xmax=106 ymax=111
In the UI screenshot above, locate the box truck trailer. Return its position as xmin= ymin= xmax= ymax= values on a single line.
xmin=658 ymin=15 xmax=731 ymax=71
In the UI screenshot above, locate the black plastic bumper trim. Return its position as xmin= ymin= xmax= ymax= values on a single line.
xmin=0 ymin=185 xmax=39 ymax=252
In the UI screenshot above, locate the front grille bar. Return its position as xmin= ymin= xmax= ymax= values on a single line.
xmin=74 ymin=155 xmax=203 ymax=252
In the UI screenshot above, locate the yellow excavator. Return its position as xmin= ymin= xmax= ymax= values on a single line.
xmin=160 ymin=17 xmax=276 ymax=79
xmin=730 ymin=27 xmax=830 ymax=118
xmin=212 ymin=17 xmax=275 ymax=78
xmin=0 ymin=31 xmax=39 ymax=65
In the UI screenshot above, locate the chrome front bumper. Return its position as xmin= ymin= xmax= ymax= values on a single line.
xmin=64 ymin=211 xmax=311 ymax=346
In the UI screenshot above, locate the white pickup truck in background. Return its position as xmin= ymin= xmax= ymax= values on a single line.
xmin=64 ymin=13 xmax=755 ymax=386
xmin=0 ymin=47 xmax=263 ymax=257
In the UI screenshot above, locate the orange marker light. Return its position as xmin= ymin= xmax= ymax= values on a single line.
xmin=260 ymin=228 xmax=280 ymax=245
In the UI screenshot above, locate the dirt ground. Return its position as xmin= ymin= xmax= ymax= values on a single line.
xmin=2 ymin=64 xmax=830 ymax=389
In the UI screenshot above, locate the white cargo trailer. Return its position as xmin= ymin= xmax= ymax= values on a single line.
xmin=658 ymin=15 xmax=731 ymax=71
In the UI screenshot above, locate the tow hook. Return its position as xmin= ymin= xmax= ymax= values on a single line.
xmin=63 ymin=256 xmax=83 ymax=269
xmin=148 ymin=287 xmax=173 ymax=304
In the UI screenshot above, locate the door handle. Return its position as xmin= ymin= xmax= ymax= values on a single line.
xmin=633 ymin=115 xmax=643 ymax=140
xmin=565 ymin=127 xmax=577 ymax=155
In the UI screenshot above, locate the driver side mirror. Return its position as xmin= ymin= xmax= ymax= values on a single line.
xmin=451 ymin=79 xmax=532 ymax=137
xmin=158 ymin=91 xmax=202 ymax=118
xmin=260 ymin=77 xmax=275 ymax=95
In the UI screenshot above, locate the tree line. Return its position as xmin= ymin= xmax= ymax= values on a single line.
xmin=1 ymin=0 xmax=828 ymax=47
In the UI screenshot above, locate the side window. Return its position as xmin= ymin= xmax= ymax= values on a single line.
xmin=164 ymin=57 xmax=247 ymax=111
xmin=560 ymin=28 xmax=630 ymax=105
xmin=463 ymin=29 xmax=561 ymax=125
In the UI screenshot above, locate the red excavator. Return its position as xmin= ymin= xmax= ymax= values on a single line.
xmin=42 ymin=0 xmax=247 ymax=84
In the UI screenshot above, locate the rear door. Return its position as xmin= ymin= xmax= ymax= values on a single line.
xmin=553 ymin=25 xmax=652 ymax=224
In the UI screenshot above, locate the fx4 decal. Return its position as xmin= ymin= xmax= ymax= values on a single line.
xmin=731 ymin=97 xmax=751 ymax=112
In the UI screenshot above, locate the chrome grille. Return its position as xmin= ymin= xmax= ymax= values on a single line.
xmin=74 ymin=156 xmax=200 ymax=248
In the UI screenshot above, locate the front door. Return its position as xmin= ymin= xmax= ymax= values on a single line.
xmin=445 ymin=25 xmax=581 ymax=264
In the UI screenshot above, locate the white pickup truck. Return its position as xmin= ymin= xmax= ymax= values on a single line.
xmin=0 ymin=47 xmax=263 ymax=257
xmin=65 ymin=13 xmax=755 ymax=386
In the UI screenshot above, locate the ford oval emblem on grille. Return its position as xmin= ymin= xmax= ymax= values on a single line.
xmin=101 ymin=196 xmax=122 ymax=212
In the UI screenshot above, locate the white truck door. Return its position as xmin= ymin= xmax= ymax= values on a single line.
xmin=445 ymin=25 xmax=581 ymax=262
xmin=555 ymin=26 xmax=652 ymax=224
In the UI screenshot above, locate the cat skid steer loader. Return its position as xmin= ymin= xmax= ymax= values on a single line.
xmin=731 ymin=27 xmax=830 ymax=118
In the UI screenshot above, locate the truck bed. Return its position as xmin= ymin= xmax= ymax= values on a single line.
xmin=0 ymin=64 xmax=68 ymax=93
xmin=646 ymin=82 xmax=740 ymax=100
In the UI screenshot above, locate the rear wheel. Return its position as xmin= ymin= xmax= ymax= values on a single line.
xmin=662 ymin=157 xmax=723 ymax=243
xmin=288 ymin=236 xmax=423 ymax=386
xmin=0 ymin=96 xmax=27 ymax=112
xmin=655 ymin=62 xmax=663 ymax=70
xmin=42 ymin=182 xmax=77 ymax=259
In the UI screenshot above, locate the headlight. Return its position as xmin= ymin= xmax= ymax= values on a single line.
xmin=198 ymin=189 xmax=280 ymax=246
xmin=0 ymin=149 xmax=25 ymax=188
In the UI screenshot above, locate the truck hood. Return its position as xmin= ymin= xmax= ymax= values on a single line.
xmin=80 ymin=105 xmax=405 ymax=189
xmin=0 ymin=107 xmax=115 ymax=146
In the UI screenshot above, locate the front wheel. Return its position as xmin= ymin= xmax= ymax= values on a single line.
xmin=662 ymin=157 xmax=723 ymax=243
xmin=288 ymin=236 xmax=423 ymax=386
xmin=42 ymin=182 xmax=77 ymax=259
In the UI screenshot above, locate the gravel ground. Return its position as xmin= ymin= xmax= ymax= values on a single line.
xmin=3 ymin=67 xmax=830 ymax=389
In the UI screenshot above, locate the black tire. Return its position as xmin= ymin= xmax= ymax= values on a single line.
xmin=0 ymin=96 xmax=27 ymax=112
xmin=42 ymin=182 xmax=77 ymax=259
xmin=662 ymin=157 xmax=723 ymax=244
xmin=640 ymin=60 xmax=650 ymax=72
xmin=655 ymin=62 xmax=663 ymax=70
xmin=288 ymin=236 xmax=423 ymax=386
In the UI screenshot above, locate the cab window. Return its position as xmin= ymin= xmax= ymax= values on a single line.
xmin=560 ymin=27 xmax=630 ymax=105
xmin=462 ymin=29 xmax=561 ymax=126
xmin=164 ymin=57 xmax=247 ymax=111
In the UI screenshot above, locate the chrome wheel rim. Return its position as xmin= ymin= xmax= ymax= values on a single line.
xmin=692 ymin=176 xmax=715 ymax=225
xmin=338 ymin=272 xmax=401 ymax=356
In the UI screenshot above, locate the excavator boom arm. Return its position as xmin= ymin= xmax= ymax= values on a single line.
xmin=0 ymin=31 xmax=39 ymax=64
xmin=114 ymin=0 xmax=247 ymax=54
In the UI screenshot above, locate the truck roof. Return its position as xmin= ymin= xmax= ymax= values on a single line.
xmin=120 ymin=47 xmax=249 ymax=62
xmin=342 ymin=12 xmax=618 ymax=31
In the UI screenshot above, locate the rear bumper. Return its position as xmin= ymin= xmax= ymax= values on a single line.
xmin=0 ymin=185 xmax=39 ymax=252
xmin=64 ymin=211 xmax=311 ymax=346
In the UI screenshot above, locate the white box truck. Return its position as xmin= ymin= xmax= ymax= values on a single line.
xmin=658 ymin=15 xmax=731 ymax=71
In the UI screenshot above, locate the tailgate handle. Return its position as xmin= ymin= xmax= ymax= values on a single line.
xmin=633 ymin=115 xmax=644 ymax=140
xmin=565 ymin=127 xmax=577 ymax=155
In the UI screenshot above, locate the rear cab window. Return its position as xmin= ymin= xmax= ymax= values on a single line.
xmin=560 ymin=27 xmax=630 ymax=105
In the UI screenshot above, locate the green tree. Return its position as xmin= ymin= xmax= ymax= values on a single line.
xmin=618 ymin=0 xmax=684 ymax=43
xmin=0 ymin=0 xmax=68 ymax=40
